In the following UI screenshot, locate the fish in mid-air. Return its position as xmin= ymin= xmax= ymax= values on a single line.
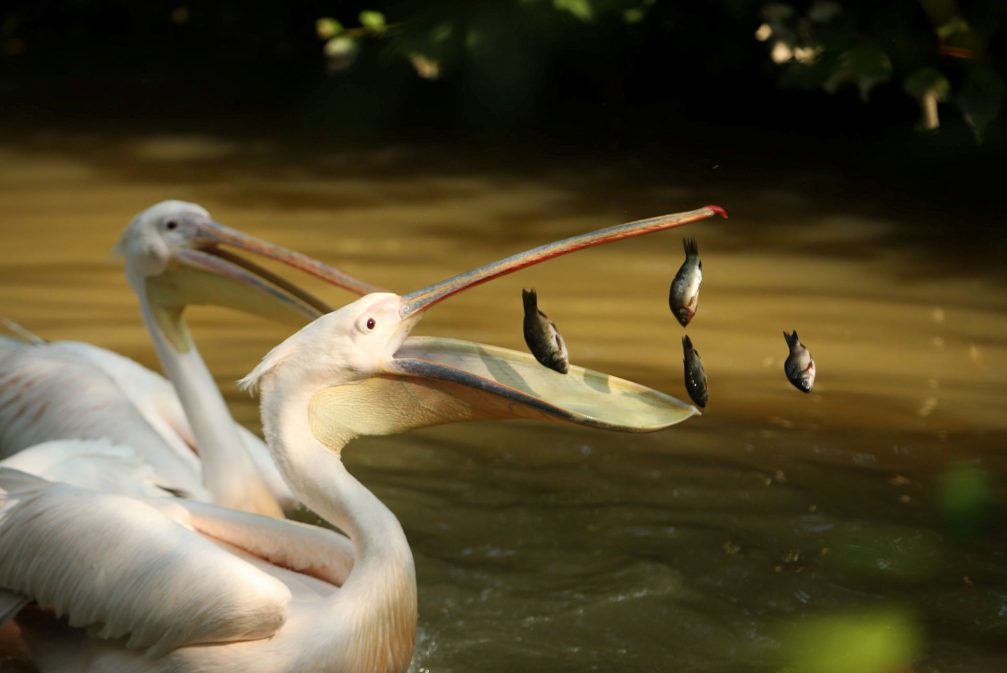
xmin=783 ymin=330 xmax=815 ymax=393
xmin=522 ymin=289 xmax=569 ymax=374
xmin=681 ymin=335 xmax=708 ymax=408
xmin=669 ymin=238 xmax=702 ymax=327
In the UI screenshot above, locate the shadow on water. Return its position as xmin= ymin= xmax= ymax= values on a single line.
xmin=3 ymin=124 xmax=1006 ymax=285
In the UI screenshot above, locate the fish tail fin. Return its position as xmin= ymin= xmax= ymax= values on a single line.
xmin=522 ymin=288 xmax=538 ymax=310
xmin=784 ymin=330 xmax=799 ymax=348
xmin=683 ymin=237 xmax=699 ymax=257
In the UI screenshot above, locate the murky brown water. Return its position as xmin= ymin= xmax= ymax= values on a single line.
xmin=1 ymin=133 xmax=1005 ymax=672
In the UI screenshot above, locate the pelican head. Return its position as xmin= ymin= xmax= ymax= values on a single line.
xmin=117 ymin=201 xmax=217 ymax=278
xmin=240 ymin=293 xmax=410 ymax=390
xmin=243 ymin=206 xmax=728 ymax=443
xmin=115 ymin=200 xmax=381 ymax=352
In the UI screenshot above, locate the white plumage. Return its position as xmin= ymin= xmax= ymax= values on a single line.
xmin=1 ymin=295 xmax=416 ymax=673
xmin=0 ymin=337 xmax=207 ymax=498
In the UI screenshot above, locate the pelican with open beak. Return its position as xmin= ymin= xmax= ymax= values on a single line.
xmin=297 ymin=205 xmax=728 ymax=441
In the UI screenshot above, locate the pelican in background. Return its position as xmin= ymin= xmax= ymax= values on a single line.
xmin=0 ymin=206 xmax=723 ymax=673
xmin=0 ymin=201 xmax=380 ymax=515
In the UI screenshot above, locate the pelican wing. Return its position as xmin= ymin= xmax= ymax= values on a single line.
xmin=175 ymin=499 xmax=354 ymax=588
xmin=0 ymin=439 xmax=181 ymax=498
xmin=55 ymin=340 xmax=200 ymax=449
xmin=0 ymin=339 xmax=205 ymax=495
xmin=0 ymin=469 xmax=291 ymax=656
xmin=0 ymin=337 xmax=296 ymax=509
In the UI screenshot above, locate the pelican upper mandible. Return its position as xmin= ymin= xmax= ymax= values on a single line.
xmin=0 ymin=205 xmax=723 ymax=673
xmin=0 ymin=200 xmax=380 ymax=515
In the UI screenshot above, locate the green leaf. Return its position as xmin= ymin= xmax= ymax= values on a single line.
xmin=623 ymin=8 xmax=645 ymax=24
xmin=903 ymin=67 xmax=950 ymax=101
xmin=957 ymin=66 xmax=1005 ymax=142
xmin=431 ymin=22 xmax=453 ymax=44
xmin=936 ymin=16 xmax=969 ymax=40
xmin=315 ymin=18 xmax=344 ymax=40
xmin=324 ymin=36 xmax=357 ymax=57
xmin=761 ymin=2 xmax=795 ymax=22
xmin=359 ymin=10 xmax=387 ymax=33
xmin=823 ymin=44 xmax=892 ymax=101
xmin=465 ymin=29 xmax=483 ymax=50
xmin=808 ymin=0 xmax=842 ymax=23
xmin=409 ymin=53 xmax=441 ymax=80
xmin=553 ymin=0 xmax=593 ymax=22
xmin=323 ymin=35 xmax=360 ymax=71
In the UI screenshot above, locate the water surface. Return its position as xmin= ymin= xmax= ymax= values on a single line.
xmin=0 ymin=134 xmax=1005 ymax=672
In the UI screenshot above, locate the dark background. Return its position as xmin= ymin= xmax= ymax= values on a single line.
xmin=2 ymin=1 xmax=1005 ymax=223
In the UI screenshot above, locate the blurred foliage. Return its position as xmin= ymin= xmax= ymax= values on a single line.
xmin=774 ymin=607 xmax=921 ymax=673
xmin=936 ymin=462 xmax=998 ymax=541
xmin=0 ymin=1 xmax=1003 ymax=142
xmin=311 ymin=0 xmax=1005 ymax=139
xmin=755 ymin=0 xmax=1005 ymax=140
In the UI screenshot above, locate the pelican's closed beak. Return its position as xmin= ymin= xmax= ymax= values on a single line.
xmin=146 ymin=220 xmax=380 ymax=351
xmin=310 ymin=206 xmax=726 ymax=438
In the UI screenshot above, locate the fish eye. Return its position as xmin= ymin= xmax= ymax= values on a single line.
xmin=366 ymin=318 xmax=376 ymax=330
xmin=165 ymin=220 xmax=178 ymax=231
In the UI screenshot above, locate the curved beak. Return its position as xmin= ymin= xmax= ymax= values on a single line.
xmin=193 ymin=221 xmax=382 ymax=298
xmin=399 ymin=206 xmax=725 ymax=320
xmin=145 ymin=220 xmax=381 ymax=350
xmin=310 ymin=206 xmax=724 ymax=437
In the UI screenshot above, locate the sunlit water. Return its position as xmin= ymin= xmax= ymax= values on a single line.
xmin=1 ymin=134 xmax=1005 ymax=672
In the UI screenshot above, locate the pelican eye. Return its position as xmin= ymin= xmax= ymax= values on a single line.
xmin=165 ymin=220 xmax=178 ymax=230
xmin=366 ymin=318 xmax=376 ymax=330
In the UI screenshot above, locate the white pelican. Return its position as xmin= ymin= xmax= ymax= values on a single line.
xmin=0 ymin=201 xmax=379 ymax=515
xmin=0 ymin=206 xmax=722 ymax=672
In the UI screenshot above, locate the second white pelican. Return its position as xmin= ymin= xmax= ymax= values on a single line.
xmin=0 ymin=201 xmax=378 ymax=515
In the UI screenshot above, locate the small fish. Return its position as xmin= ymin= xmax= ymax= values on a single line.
xmin=522 ymin=289 xmax=569 ymax=374
xmin=682 ymin=335 xmax=708 ymax=408
xmin=669 ymin=238 xmax=702 ymax=327
xmin=783 ymin=330 xmax=815 ymax=393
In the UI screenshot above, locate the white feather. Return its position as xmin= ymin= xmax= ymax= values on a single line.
xmin=0 ymin=338 xmax=205 ymax=496
xmin=0 ymin=336 xmax=294 ymax=508
xmin=0 ymin=469 xmax=296 ymax=657
xmin=0 ymin=298 xmax=425 ymax=673
xmin=0 ymin=439 xmax=181 ymax=499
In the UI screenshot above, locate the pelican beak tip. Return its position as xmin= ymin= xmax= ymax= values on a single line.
xmin=706 ymin=205 xmax=728 ymax=219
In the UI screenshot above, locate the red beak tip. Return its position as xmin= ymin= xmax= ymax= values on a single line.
xmin=705 ymin=205 xmax=728 ymax=219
